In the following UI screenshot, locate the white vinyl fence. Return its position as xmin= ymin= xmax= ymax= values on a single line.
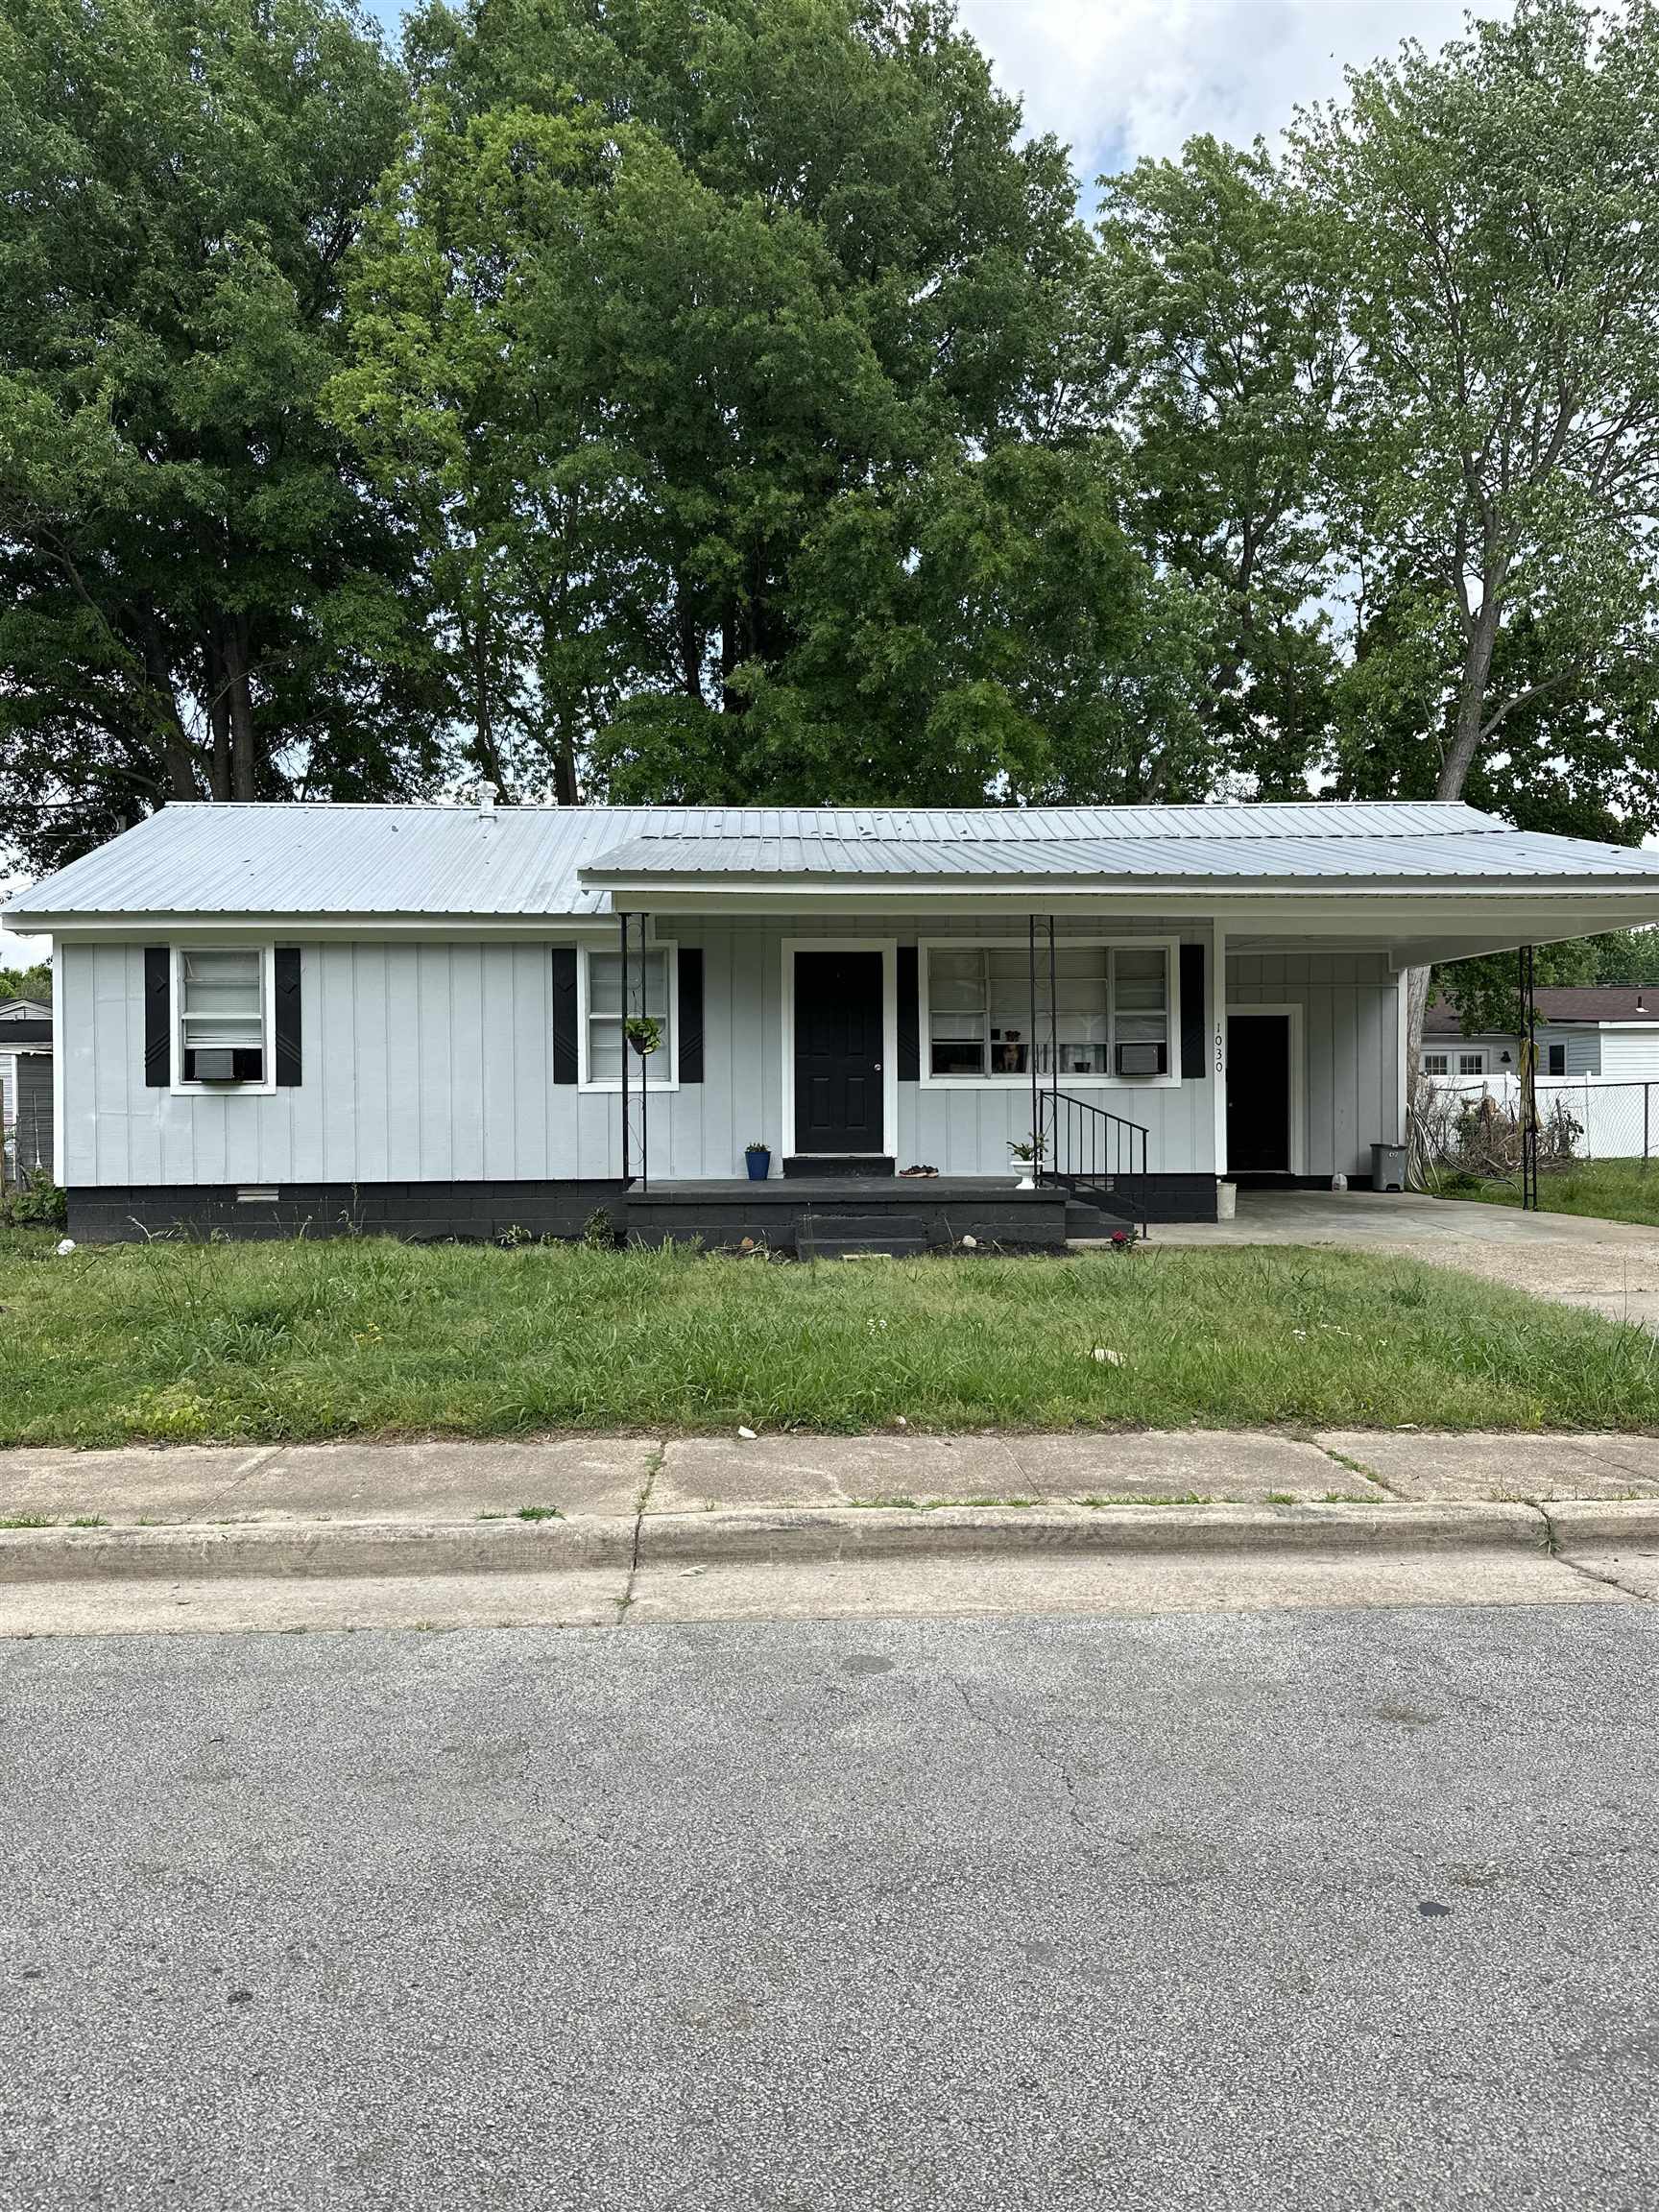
xmin=1424 ymin=1073 xmax=1659 ymax=1164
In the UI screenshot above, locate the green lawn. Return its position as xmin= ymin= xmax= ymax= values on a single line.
xmin=1430 ymin=1157 xmax=1659 ymax=1229
xmin=3 ymin=1227 xmax=1657 ymax=1444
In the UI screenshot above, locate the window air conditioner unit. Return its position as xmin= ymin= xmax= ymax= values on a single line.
xmin=191 ymin=1048 xmax=239 ymax=1081
xmin=1115 ymin=1041 xmax=1166 ymax=1077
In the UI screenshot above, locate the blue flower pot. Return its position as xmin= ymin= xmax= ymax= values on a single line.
xmin=746 ymin=1149 xmax=771 ymax=1181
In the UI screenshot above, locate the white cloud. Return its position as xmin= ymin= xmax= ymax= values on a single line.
xmin=956 ymin=0 xmax=1510 ymax=190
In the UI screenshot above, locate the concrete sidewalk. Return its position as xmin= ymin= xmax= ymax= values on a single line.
xmin=6 ymin=1427 xmax=1659 ymax=1527
xmin=4 ymin=1429 xmax=1659 ymax=1640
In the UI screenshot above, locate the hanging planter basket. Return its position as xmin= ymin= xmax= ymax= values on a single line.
xmin=624 ymin=1016 xmax=662 ymax=1059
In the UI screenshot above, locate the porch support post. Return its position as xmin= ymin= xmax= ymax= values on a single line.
xmin=1212 ymin=917 xmax=1228 ymax=1182
xmin=1028 ymin=914 xmax=1039 ymax=1171
xmin=618 ymin=910 xmax=631 ymax=1186
xmin=1519 ymin=943 xmax=1538 ymax=1210
xmin=1047 ymin=913 xmax=1059 ymax=1164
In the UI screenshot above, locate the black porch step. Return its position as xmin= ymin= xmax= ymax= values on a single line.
xmin=1067 ymin=1180 xmax=1145 ymax=1226
xmin=782 ymin=1155 xmax=897 ymax=1179
xmin=796 ymin=1211 xmax=928 ymax=1262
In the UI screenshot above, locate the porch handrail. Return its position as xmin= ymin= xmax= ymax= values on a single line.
xmin=1038 ymin=1089 xmax=1150 ymax=1239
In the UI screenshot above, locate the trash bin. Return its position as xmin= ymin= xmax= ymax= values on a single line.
xmin=1371 ymin=1142 xmax=1407 ymax=1192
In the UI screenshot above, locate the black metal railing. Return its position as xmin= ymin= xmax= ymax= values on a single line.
xmin=1038 ymin=1089 xmax=1150 ymax=1238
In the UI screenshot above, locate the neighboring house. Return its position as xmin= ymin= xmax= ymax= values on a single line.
xmin=0 ymin=994 xmax=53 ymax=1180
xmin=1422 ymin=986 xmax=1659 ymax=1082
xmin=8 ymin=798 xmax=1659 ymax=1249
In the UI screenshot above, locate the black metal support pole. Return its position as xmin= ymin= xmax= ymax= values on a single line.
xmin=1028 ymin=914 xmax=1040 ymax=1174
xmin=1047 ymin=914 xmax=1059 ymax=1180
xmin=639 ymin=921 xmax=649 ymax=1196
xmin=619 ymin=911 xmax=631 ymax=1188
xmin=1528 ymin=942 xmax=1539 ymax=1208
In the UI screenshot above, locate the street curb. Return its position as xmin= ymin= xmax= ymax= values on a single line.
xmin=639 ymin=1501 xmax=1550 ymax=1563
xmin=0 ymin=1515 xmax=635 ymax=1585
xmin=1541 ymin=1500 xmax=1659 ymax=1550
xmin=0 ymin=1499 xmax=1601 ymax=1585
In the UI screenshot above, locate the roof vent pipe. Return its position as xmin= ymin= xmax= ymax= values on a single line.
xmin=477 ymin=781 xmax=497 ymax=818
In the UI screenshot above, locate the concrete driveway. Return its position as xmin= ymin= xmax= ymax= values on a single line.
xmin=1158 ymin=1189 xmax=1659 ymax=1330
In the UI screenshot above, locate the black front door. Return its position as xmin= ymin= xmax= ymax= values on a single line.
xmin=1227 ymin=1014 xmax=1291 ymax=1172
xmin=794 ymin=950 xmax=884 ymax=1153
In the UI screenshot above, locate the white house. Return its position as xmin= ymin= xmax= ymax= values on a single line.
xmin=9 ymin=798 xmax=1659 ymax=1250
xmin=1422 ymin=985 xmax=1659 ymax=1081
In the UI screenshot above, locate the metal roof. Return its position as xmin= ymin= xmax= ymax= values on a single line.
xmin=8 ymin=798 xmax=1659 ymax=924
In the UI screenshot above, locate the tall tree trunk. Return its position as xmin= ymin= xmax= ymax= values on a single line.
xmin=140 ymin=622 xmax=198 ymax=801
xmin=536 ymin=613 xmax=581 ymax=805
xmin=468 ymin=598 xmax=510 ymax=794
xmin=1402 ymin=568 xmax=1506 ymax=1116
xmin=206 ymin=639 xmax=232 ymax=801
xmin=222 ymin=622 xmax=258 ymax=801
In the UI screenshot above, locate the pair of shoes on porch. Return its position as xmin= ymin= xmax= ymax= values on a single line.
xmin=900 ymin=1164 xmax=940 ymax=1177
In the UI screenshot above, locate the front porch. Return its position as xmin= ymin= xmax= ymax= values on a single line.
xmin=619 ymin=1175 xmax=1071 ymax=1258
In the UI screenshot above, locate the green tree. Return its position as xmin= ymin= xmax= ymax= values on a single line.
xmin=0 ymin=0 xmax=446 ymax=871
xmin=1301 ymin=0 xmax=1659 ymax=1059
xmin=0 ymin=959 xmax=51 ymax=1001
xmin=1439 ymin=926 xmax=1659 ymax=1035
xmin=337 ymin=0 xmax=1159 ymax=804
xmin=1096 ymin=135 xmax=1347 ymax=797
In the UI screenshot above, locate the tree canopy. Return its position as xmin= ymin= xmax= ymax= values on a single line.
xmin=0 ymin=0 xmax=445 ymax=873
xmin=3 ymin=0 xmax=1658 ymax=915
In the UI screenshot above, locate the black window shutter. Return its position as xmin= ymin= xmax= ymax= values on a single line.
xmin=897 ymin=947 xmax=920 ymax=1081
xmin=143 ymin=947 xmax=170 ymax=1088
xmin=274 ymin=948 xmax=302 ymax=1086
xmin=551 ymin=948 xmax=578 ymax=1084
xmin=677 ymin=947 xmax=705 ymax=1083
xmin=1179 ymin=943 xmax=1206 ymax=1080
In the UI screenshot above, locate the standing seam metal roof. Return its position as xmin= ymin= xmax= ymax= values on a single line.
xmin=7 ymin=800 xmax=1659 ymax=922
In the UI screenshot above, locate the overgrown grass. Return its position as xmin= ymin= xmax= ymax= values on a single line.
xmin=3 ymin=1226 xmax=1657 ymax=1445
xmin=1430 ymin=1157 xmax=1659 ymax=1229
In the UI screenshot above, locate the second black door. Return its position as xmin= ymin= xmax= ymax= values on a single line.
xmin=794 ymin=950 xmax=884 ymax=1153
xmin=1226 ymin=1014 xmax=1291 ymax=1172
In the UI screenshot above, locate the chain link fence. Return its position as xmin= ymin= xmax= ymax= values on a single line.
xmin=1411 ymin=1072 xmax=1659 ymax=1190
xmin=1 ymin=1095 xmax=53 ymax=1186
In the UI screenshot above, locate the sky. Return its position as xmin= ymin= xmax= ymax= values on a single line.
xmin=0 ymin=0 xmax=1507 ymax=972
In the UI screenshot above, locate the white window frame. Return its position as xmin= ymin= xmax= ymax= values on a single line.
xmin=578 ymin=938 xmax=680 ymax=1092
xmin=1456 ymin=1049 xmax=1487 ymax=1077
xmin=917 ymin=935 xmax=1182 ymax=1090
xmin=170 ymin=943 xmax=276 ymax=1097
xmin=1421 ymin=1051 xmax=1451 ymax=1077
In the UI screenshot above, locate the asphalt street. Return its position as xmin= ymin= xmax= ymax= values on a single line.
xmin=5 ymin=1600 xmax=1658 ymax=2209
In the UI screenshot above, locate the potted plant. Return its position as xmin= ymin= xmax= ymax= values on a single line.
xmin=745 ymin=1140 xmax=772 ymax=1182
xmin=1007 ymin=1134 xmax=1044 ymax=1190
xmin=623 ymin=1014 xmax=661 ymax=1060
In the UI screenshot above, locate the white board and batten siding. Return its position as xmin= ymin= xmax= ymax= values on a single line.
xmin=1228 ymin=951 xmax=1406 ymax=1180
xmin=58 ymin=927 xmax=1404 ymax=1187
